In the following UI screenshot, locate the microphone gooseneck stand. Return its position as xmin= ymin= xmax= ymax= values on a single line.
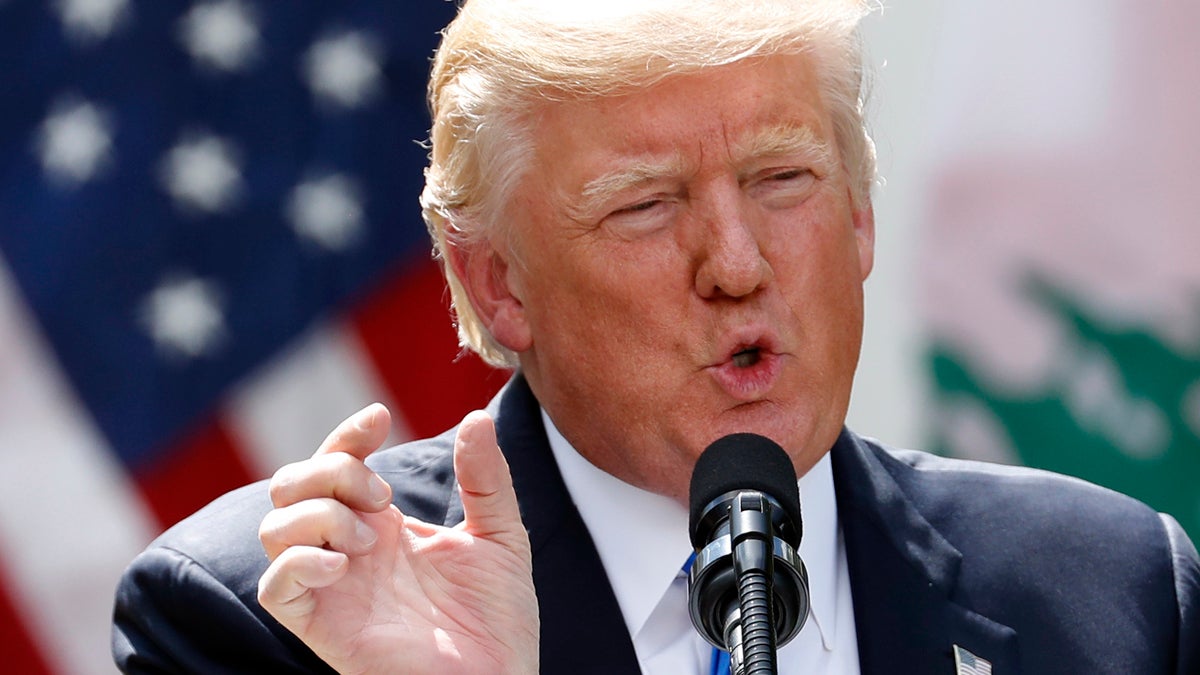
xmin=729 ymin=492 xmax=781 ymax=675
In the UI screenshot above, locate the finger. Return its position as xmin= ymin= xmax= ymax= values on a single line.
xmin=454 ymin=411 xmax=527 ymax=546
xmin=257 ymin=546 xmax=348 ymax=625
xmin=259 ymin=498 xmax=379 ymax=561
xmin=315 ymin=402 xmax=392 ymax=460
xmin=269 ymin=451 xmax=392 ymax=512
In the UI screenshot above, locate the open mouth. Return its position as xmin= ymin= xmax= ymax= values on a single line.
xmin=731 ymin=346 xmax=762 ymax=368
xmin=709 ymin=341 xmax=780 ymax=401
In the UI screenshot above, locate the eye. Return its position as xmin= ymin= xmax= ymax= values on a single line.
xmin=603 ymin=196 xmax=675 ymax=239
xmin=616 ymin=198 xmax=662 ymax=214
xmin=749 ymin=167 xmax=818 ymax=207
xmin=766 ymin=168 xmax=812 ymax=183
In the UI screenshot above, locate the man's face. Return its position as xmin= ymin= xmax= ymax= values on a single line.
xmin=472 ymin=53 xmax=873 ymax=503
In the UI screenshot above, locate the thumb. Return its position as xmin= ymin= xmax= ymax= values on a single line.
xmin=454 ymin=411 xmax=527 ymax=546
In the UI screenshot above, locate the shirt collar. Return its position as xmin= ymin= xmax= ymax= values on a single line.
xmin=541 ymin=410 xmax=843 ymax=650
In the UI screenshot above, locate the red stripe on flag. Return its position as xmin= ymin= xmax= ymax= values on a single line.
xmin=0 ymin=560 xmax=54 ymax=675
xmin=133 ymin=417 xmax=259 ymax=531
xmin=351 ymin=255 xmax=507 ymax=439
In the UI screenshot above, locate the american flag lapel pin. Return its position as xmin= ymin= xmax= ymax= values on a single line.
xmin=953 ymin=645 xmax=993 ymax=675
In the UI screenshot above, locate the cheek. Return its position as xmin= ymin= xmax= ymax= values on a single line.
xmin=555 ymin=238 xmax=688 ymax=313
xmin=523 ymin=253 xmax=667 ymax=355
xmin=770 ymin=216 xmax=866 ymax=328
xmin=540 ymin=266 xmax=697 ymax=400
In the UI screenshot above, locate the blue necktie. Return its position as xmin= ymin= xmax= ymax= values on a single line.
xmin=710 ymin=648 xmax=732 ymax=675
xmin=686 ymin=553 xmax=732 ymax=675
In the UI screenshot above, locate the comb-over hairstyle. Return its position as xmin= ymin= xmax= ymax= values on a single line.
xmin=421 ymin=0 xmax=878 ymax=367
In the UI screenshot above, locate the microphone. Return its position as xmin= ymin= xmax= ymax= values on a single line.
xmin=687 ymin=433 xmax=809 ymax=675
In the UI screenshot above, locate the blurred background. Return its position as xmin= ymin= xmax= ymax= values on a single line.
xmin=0 ymin=1 xmax=1196 ymax=672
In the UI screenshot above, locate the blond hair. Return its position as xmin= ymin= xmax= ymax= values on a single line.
xmin=421 ymin=0 xmax=877 ymax=367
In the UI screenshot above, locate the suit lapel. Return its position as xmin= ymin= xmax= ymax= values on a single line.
xmin=445 ymin=374 xmax=641 ymax=674
xmin=831 ymin=430 xmax=1020 ymax=674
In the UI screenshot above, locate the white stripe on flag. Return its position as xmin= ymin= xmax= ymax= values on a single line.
xmin=0 ymin=258 xmax=158 ymax=675
xmin=224 ymin=320 xmax=410 ymax=479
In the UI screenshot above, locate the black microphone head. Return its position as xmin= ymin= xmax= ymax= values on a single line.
xmin=688 ymin=433 xmax=801 ymax=550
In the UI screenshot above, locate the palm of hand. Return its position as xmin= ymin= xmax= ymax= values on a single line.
xmin=296 ymin=505 xmax=538 ymax=675
xmin=258 ymin=408 xmax=538 ymax=674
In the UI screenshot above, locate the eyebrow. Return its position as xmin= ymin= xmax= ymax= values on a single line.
xmin=731 ymin=123 xmax=835 ymax=175
xmin=569 ymin=153 xmax=688 ymax=221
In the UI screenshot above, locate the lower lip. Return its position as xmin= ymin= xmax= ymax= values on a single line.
xmin=707 ymin=353 xmax=782 ymax=401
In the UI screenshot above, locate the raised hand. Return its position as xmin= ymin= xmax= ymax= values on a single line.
xmin=257 ymin=404 xmax=539 ymax=674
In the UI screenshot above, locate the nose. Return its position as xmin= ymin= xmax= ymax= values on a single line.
xmin=693 ymin=195 xmax=774 ymax=299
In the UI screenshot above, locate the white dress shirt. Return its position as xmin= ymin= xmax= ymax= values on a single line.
xmin=542 ymin=411 xmax=861 ymax=674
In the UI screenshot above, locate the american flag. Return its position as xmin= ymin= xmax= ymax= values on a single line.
xmin=953 ymin=645 xmax=993 ymax=675
xmin=0 ymin=1 xmax=506 ymax=672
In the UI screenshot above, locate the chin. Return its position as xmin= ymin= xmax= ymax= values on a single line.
xmin=710 ymin=399 xmax=794 ymax=436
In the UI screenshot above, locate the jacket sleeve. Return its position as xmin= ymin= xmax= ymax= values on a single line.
xmin=1162 ymin=514 xmax=1200 ymax=675
xmin=112 ymin=543 xmax=336 ymax=674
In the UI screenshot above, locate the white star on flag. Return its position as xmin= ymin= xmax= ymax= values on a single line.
xmin=303 ymin=31 xmax=384 ymax=110
xmin=158 ymin=131 xmax=245 ymax=214
xmin=177 ymin=0 xmax=261 ymax=73
xmin=139 ymin=274 xmax=228 ymax=359
xmin=286 ymin=173 xmax=366 ymax=251
xmin=53 ymin=0 xmax=131 ymax=45
xmin=35 ymin=95 xmax=115 ymax=187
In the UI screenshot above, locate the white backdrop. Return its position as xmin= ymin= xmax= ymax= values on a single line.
xmin=848 ymin=1 xmax=947 ymax=449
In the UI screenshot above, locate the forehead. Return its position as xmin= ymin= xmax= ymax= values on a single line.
xmin=526 ymin=54 xmax=833 ymax=180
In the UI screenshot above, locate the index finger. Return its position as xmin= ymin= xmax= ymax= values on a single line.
xmin=267 ymin=403 xmax=393 ymax=510
xmin=314 ymin=402 xmax=391 ymax=460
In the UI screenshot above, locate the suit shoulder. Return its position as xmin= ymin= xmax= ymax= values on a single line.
xmin=852 ymin=437 xmax=1185 ymax=582
xmin=859 ymin=438 xmax=1187 ymax=592
xmin=865 ymin=438 xmax=1163 ymax=535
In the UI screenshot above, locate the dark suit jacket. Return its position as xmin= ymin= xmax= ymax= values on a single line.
xmin=113 ymin=374 xmax=1200 ymax=673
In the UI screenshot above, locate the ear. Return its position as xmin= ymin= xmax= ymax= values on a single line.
xmin=444 ymin=238 xmax=533 ymax=353
xmin=852 ymin=201 xmax=875 ymax=281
